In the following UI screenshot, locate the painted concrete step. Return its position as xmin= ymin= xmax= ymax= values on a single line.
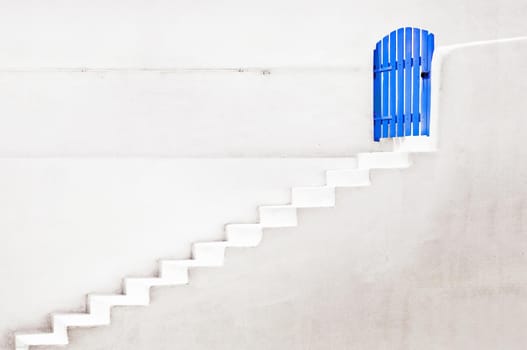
xmin=225 ymin=224 xmax=263 ymax=247
xmin=291 ymin=186 xmax=335 ymax=208
xmin=326 ymin=168 xmax=371 ymax=187
xmin=357 ymin=152 xmax=410 ymax=169
xmin=87 ymin=294 xmax=145 ymax=307
xmin=192 ymin=242 xmax=227 ymax=265
xmin=259 ymin=205 xmax=298 ymax=228
xmin=16 ymin=332 xmax=68 ymax=348
xmin=53 ymin=312 xmax=108 ymax=327
xmin=160 ymin=258 xmax=221 ymax=269
xmin=158 ymin=262 xmax=190 ymax=282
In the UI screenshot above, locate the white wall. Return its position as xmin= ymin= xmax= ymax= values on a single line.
xmin=38 ymin=38 xmax=527 ymax=350
xmin=0 ymin=0 xmax=526 ymax=157
xmin=0 ymin=68 xmax=376 ymax=157
xmin=0 ymin=0 xmax=525 ymax=69
xmin=0 ymin=0 xmax=525 ymax=348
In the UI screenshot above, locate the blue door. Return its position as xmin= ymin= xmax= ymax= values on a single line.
xmin=373 ymin=27 xmax=435 ymax=141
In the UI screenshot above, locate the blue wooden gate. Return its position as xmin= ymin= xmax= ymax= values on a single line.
xmin=373 ymin=27 xmax=435 ymax=141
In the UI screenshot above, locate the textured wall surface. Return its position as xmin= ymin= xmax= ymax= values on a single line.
xmin=0 ymin=1 xmax=526 ymax=348
xmin=34 ymin=40 xmax=527 ymax=350
xmin=0 ymin=69 xmax=377 ymax=157
xmin=0 ymin=0 xmax=526 ymax=157
xmin=0 ymin=0 xmax=525 ymax=68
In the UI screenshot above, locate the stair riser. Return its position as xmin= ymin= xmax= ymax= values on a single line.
xmin=326 ymin=169 xmax=371 ymax=187
xmin=192 ymin=244 xmax=226 ymax=265
xmin=259 ymin=207 xmax=298 ymax=227
xmin=291 ymin=187 xmax=335 ymax=208
xmin=225 ymin=224 xmax=263 ymax=247
xmin=357 ymin=152 xmax=410 ymax=169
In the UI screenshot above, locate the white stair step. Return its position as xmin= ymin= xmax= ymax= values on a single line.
xmin=158 ymin=262 xmax=190 ymax=282
xmin=192 ymin=242 xmax=227 ymax=265
xmin=160 ymin=258 xmax=219 ymax=269
xmin=16 ymin=332 xmax=68 ymax=348
xmin=86 ymin=295 xmax=112 ymax=316
xmin=53 ymin=312 xmax=109 ymax=327
xmin=123 ymin=277 xmax=186 ymax=303
xmin=259 ymin=205 xmax=297 ymax=228
xmin=88 ymin=294 xmax=145 ymax=307
xmin=357 ymin=152 xmax=410 ymax=169
xmin=225 ymin=224 xmax=262 ymax=247
xmin=291 ymin=186 xmax=335 ymax=208
xmin=125 ymin=276 xmax=183 ymax=289
xmin=326 ymin=169 xmax=371 ymax=187
xmin=123 ymin=278 xmax=151 ymax=305
xmin=51 ymin=318 xmax=69 ymax=336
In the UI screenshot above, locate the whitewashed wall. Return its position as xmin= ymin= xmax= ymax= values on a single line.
xmin=35 ymin=37 xmax=527 ymax=350
xmin=0 ymin=68 xmax=376 ymax=157
xmin=0 ymin=0 xmax=526 ymax=156
xmin=0 ymin=0 xmax=526 ymax=348
xmin=0 ymin=0 xmax=525 ymax=69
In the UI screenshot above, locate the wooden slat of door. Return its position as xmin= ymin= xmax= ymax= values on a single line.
xmin=397 ymin=28 xmax=404 ymax=137
xmin=389 ymin=30 xmax=396 ymax=137
xmin=426 ymin=34 xmax=435 ymax=135
xmin=412 ymin=28 xmax=421 ymax=136
xmin=421 ymin=30 xmax=429 ymax=136
xmin=382 ymin=35 xmax=389 ymax=138
xmin=404 ymin=27 xmax=412 ymax=136
xmin=373 ymin=42 xmax=381 ymax=141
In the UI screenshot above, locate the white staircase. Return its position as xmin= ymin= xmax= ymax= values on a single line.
xmin=14 ymin=151 xmax=411 ymax=350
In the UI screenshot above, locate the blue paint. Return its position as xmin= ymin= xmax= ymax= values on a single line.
xmin=404 ymin=27 xmax=412 ymax=136
xmin=412 ymin=28 xmax=421 ymax=136
xmin=421 ymin=29 xmax=429 ymax=135
xmin=389 ymin=30 xmax=397 ymax=138
xmin=396 ymin=28 xmax=404 ymax=137
xmin=382 ymin=35 xmax=389 ymax=138
xmin=373 ymin=27 xmax=435 ymax=141
xmin=373 ymin=42 xmax=381 ymax=141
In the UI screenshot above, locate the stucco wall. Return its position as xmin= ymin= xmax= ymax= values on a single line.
xmin=0 ymin=0 xmax=525 ymax=68
xmin=32 ymin=39 xmax=527 ymax=350
xmin=0 ymin=69 xmax=377 ymax=157
xmin=0 ymin=1 xmax=526 ymax=348
xmin=0 ymin=0 xmax=526 ymax=157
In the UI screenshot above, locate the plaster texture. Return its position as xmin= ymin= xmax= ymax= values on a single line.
xmin=0 ymin=69 xmax=377 ymax=157
xmin=34 ymin=39 xmax=527 ymax=350
xmin=0 ymin=0 xmax=525 ymax=68
xmin=0 ymin=0 xmax=526 ymax=157
xmin=0 ymin=0 xmax=526 ymax=347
